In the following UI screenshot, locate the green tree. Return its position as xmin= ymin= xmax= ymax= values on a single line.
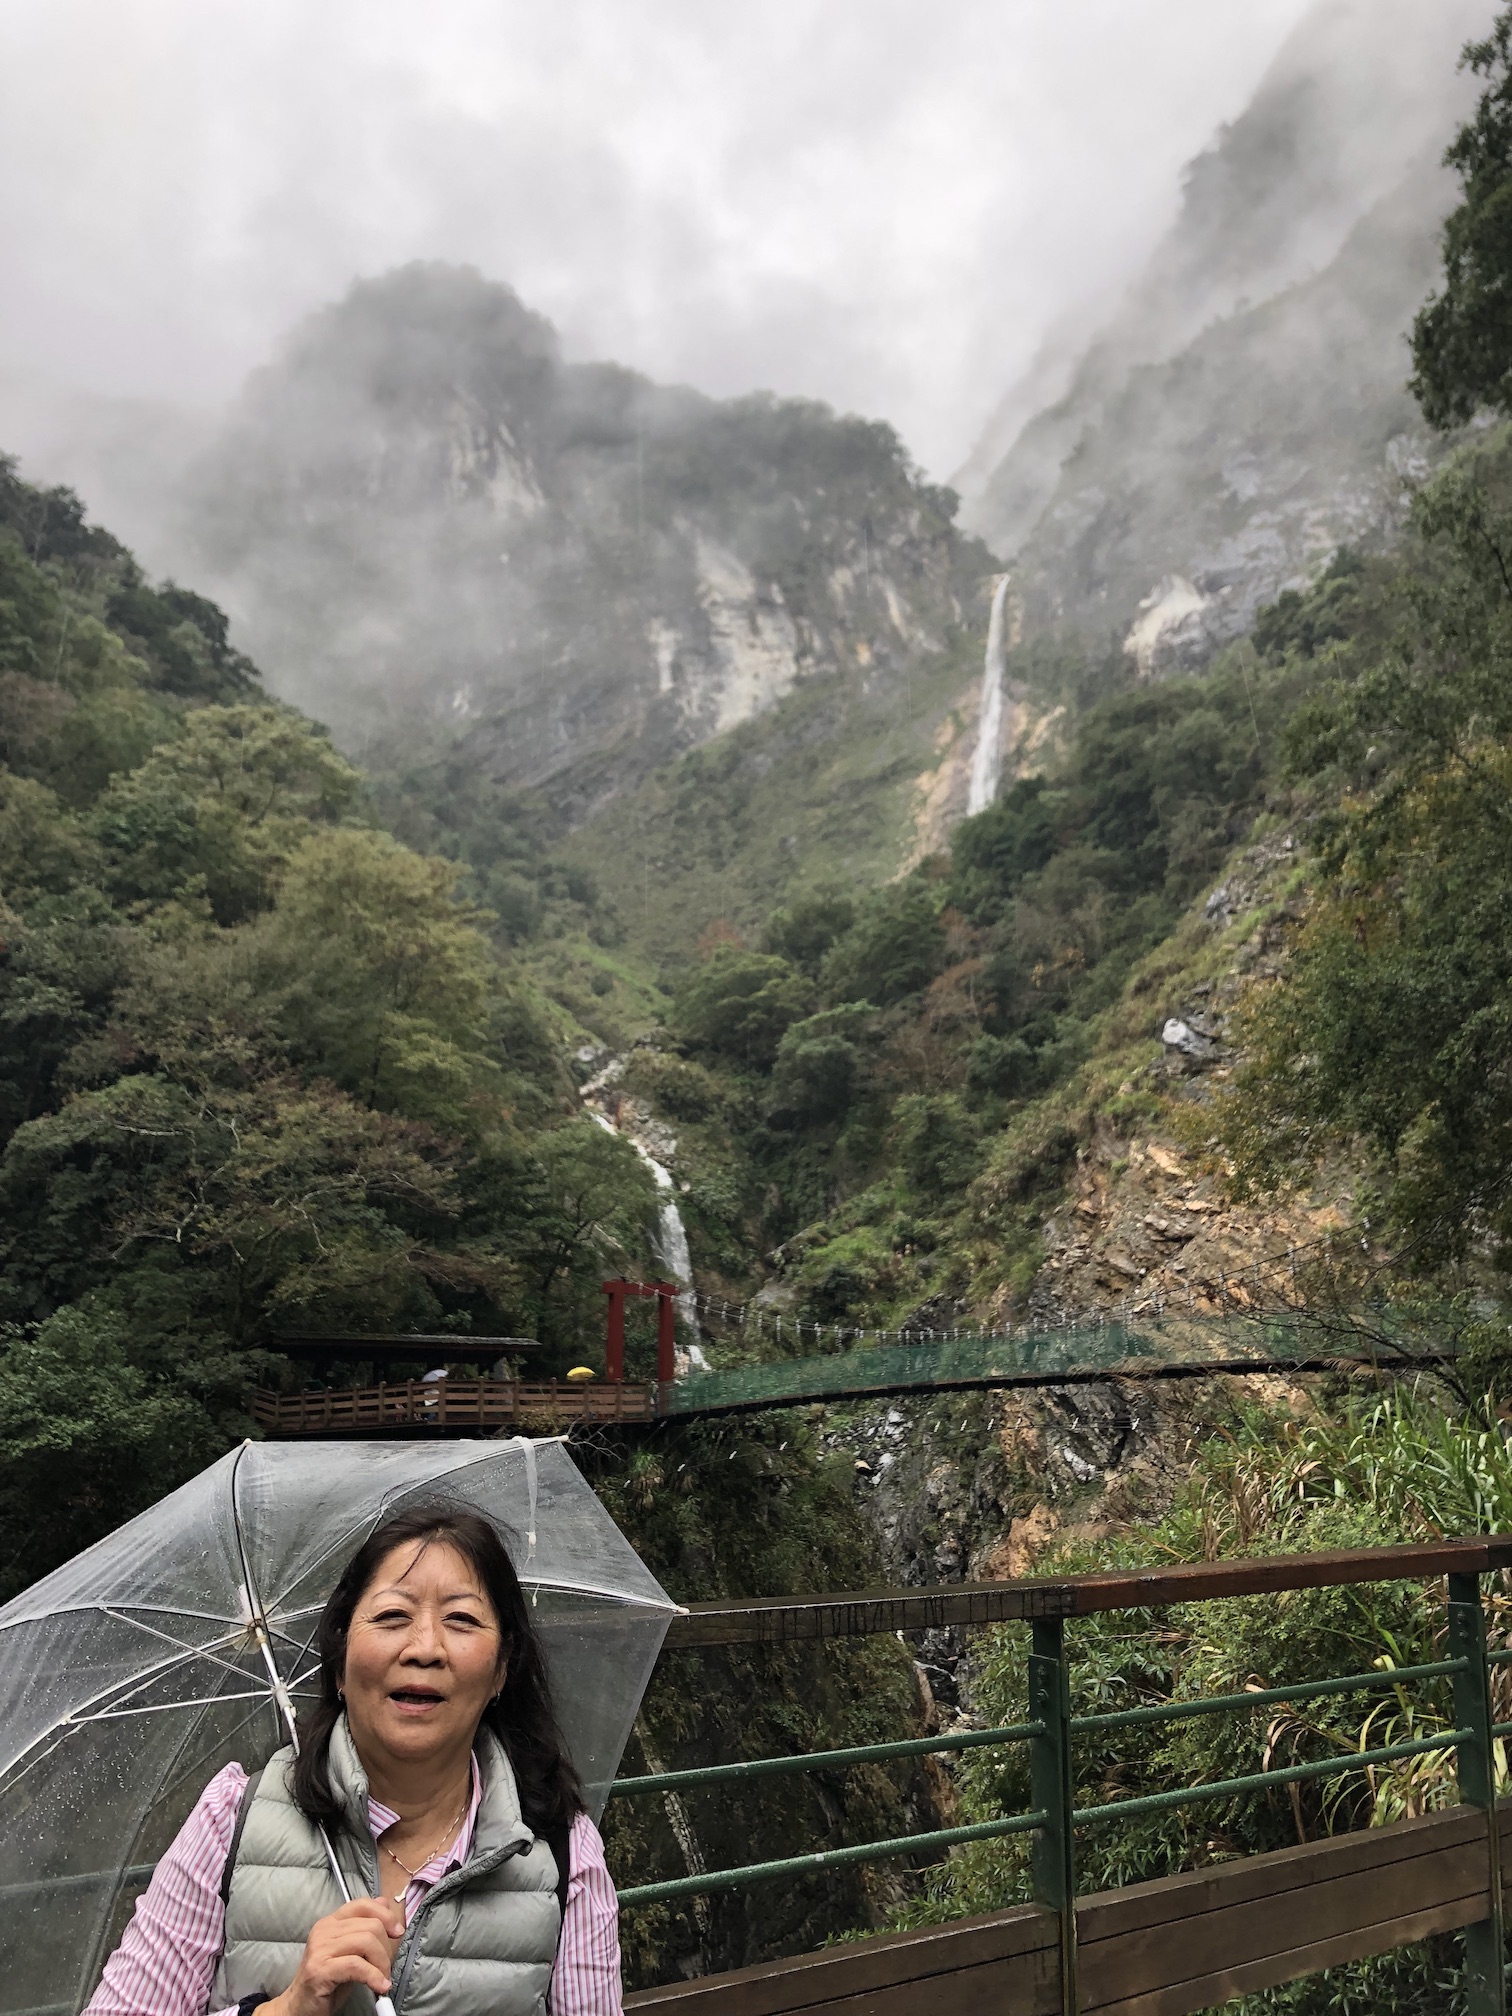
xmin=892 ymin=1091 xmax=981 ymax=1199
xmin=1411 ymin=8 xmax=1512 ymax=428
xmin=820 ymin=884 xmax=943 ymax=1008
xmin=768 ymin=1006 xmax=872 ymax=1127
xmin=522 ymin=1119 xmax=659 ymax=1347
xmin=0 ymin=1304 xmax=224 ymax=1599
xmin=762 ymin=888 xmax=856 ymax=976
xmin=674 ymin=946 xmax=814 ymax=1067
xmin=91 ymin=704 xmax=360 ymax=922
xmin=264 ymin=826 xmax=500 ymax=1126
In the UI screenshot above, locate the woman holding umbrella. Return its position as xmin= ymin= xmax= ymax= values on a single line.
xmin=84 ymin=1504 xmax=622 ymax=2016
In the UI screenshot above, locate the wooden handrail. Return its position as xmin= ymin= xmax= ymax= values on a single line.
xmin=623 ymin=1801 xmax=1512 ymax=2015
xmin=251 ymin=1378 xmax=655 ymax=1435
xmin=662 ymin=1537 xmax=1512 ymax=1648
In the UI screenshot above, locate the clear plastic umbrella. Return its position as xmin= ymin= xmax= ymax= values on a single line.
xmin=0 ymin=1438 xmax=677 ymax=2016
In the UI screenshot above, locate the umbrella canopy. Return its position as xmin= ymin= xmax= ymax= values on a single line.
xmin=0 ymin=1438 xmax=676 ymax=2016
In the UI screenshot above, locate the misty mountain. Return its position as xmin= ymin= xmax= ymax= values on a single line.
xmin=959 ymin=0 xmax=1485 ymax=672
xmin=174 ymin=265 xmax=992 ymax=821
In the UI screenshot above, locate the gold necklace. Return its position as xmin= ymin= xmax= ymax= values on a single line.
xmin=381 ymin=1800 xmax=467 ymax=1884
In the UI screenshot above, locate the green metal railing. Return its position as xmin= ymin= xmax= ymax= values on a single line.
xmin=611 ymin=1549 xmax=1512 ymax=2016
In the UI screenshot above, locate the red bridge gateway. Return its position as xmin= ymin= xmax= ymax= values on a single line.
xmin=601 ymin=1276 xmax=680 ymax=1391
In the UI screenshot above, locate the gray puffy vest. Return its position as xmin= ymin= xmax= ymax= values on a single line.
xmin=213 ymin=1719 xmax=562 ymax=2016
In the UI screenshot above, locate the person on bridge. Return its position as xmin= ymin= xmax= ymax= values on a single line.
xmin=83 ymin=1505 xmax=623 ymax=2016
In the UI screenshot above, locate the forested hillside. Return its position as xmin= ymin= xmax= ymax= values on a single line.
xmin=536 ymin=417 xmax=1512 ymax=1365
xmin=15 ymin=4 xmax=1512 ymax=1607
xmin=0 ymin=460 xmax=670 ymax=1598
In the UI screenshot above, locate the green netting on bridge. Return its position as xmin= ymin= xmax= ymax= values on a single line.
xmin=660 ymin=1314 xmax=1449 ymax=1415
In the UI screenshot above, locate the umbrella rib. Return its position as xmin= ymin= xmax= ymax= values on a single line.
xmin=229 ymin=1443 xmax=305 ymax=1744
xmin=98 ymin=1608 xmax=260 ymax=1685
xmin=0 ymin=1623 xmax=306 ymax=1785
xmin=0 ymin=1602 xmax=242 ymax=1637
xmin=67 ymin=1689 xmax=293 ymax=1723
xmin=260 ymin=1435 xmax=570 ymax=1612
xmin=1 ymin=1640 xmax=244 ymax=1781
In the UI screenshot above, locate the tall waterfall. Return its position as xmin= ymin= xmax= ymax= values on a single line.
xmin=967 ymin=574 xmax=1012 ymax=816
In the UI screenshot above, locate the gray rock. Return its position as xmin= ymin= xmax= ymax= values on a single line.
xmin=1161 ymin=1017 xmax=1215 ymax=1060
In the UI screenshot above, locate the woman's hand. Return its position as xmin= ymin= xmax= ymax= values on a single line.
xmin=260 ymin=1898 xmax=405 ymax=2016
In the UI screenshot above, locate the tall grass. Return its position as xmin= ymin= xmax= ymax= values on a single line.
xmin=1174 ymin=1386 xmax=1512 ymax=1556
xmin=891 ymin=1383 xmax=1512 ymax=2015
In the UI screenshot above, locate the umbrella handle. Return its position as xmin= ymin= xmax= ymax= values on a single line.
xmin=318 ymin=1824 xmax=399 ymax=2016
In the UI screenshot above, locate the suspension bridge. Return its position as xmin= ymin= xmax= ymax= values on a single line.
xmin=251 ymin=1268 xmax=1453 ymax=1437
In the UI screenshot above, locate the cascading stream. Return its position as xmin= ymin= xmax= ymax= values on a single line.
xmin=587 ymin=1109 xmax=708 ymax=1371
xmin=967 ymin=573 xmax=1012 ymax=816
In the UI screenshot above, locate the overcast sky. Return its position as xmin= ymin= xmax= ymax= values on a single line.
xmin=1 ymin=0 xmax=1320 ymax=480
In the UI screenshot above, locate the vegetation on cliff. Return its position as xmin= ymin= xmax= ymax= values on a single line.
xmin=0 ymin=455 xmax=663 ymax=1601
xmin=890 ymin=1380 xmax=1509 ymax=2013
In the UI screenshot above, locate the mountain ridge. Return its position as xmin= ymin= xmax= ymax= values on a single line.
xmin=171 ymin=263 xmax=994 ymax=827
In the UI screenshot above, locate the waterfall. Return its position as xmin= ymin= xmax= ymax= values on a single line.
xmin=588 ymin=1109 xmax=709 ymax=1371
xmin=967 ymin=574 xmax=1012 ymax=816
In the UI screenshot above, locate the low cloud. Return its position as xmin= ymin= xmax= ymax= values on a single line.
xmin=0 ymin=0 xmax=1317 ymax=481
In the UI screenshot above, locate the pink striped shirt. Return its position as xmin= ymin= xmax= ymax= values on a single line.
xmin=85 ymin=1761 xmax=621 ymax=2016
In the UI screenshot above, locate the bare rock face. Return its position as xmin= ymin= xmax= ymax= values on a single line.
xmin=821 ymin=1368 xmax=1311 ymax=1717
xmin=178 ymin=264 xmax=991 ymax=823
xmin=958 ymin=0 xmax=1482 ymax=672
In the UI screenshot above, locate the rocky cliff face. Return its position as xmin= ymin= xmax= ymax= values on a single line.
xmin=818 ymin=1366 xmax=1317 ymax=1724
xmin=177 ymin=264 xmax=992 ymax=822
xmin=958 ymin=0 xmax=1484 ymax=676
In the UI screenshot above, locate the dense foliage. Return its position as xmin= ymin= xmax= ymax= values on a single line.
xmin=568 ymin=615 xmax=1329 ymax=1346
xmin=1219 ymin=433 xmax=1512 ymax=1291
xmin=0 ymin=455 xmax=661 ymax=1600
xmin=893 ymin=1382 xmax=1508 ymax=2013
xmin=1412 ymin=9 xmax=1512 ymax=429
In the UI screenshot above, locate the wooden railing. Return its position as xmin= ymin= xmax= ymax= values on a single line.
xmin=619 ymin=1539 xmax=1512 ymax=2016
xmin=251 ymin=1378 xmax=655 ymax=1435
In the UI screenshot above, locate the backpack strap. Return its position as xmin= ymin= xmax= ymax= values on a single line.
xmin=220 ymin=1767 xmax=266 ymax=1908
xmin=542 ymin=1814 xmax=572 ymax=1937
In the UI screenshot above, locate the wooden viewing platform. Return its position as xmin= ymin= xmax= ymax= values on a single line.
xmin=626 ymin=1804 xmax=1512 ymax=2016
xmin=252 ymin=1377 xmax=656 ymax=1435
xmin=617 ymin=1538 xmax=1512 ymax=2016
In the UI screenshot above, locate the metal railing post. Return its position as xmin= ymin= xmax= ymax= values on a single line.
xmin=1029 ymin=1616 xmax=1078 ymax=2016
xmin=1450 ymin=1570 xmax=1505 ymax=2016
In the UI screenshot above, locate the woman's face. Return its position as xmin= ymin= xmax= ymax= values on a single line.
xmin=341 ymin=1540 xmax=507 ymax=1772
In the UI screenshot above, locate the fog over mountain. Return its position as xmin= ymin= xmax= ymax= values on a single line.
xmin=174 ymin=263 xmax=993 ymax=818
xmin=958 ymin=0 xmax=1488 ymax=671
xmin=0 ymin=0 xmax=1311 ymax=493
xmin=0 ymin=0 xmax=1492 ymax=812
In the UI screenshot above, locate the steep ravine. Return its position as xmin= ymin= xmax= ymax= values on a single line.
xmin=813 ymin=1368 xmax=1316 ymax=1720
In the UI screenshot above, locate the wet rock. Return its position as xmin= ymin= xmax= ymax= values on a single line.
xmin=1043 ymin=1383 xmax=1134 ymax=1483
xmin=1161 ymin=1017 xmax=1216 ymax=1061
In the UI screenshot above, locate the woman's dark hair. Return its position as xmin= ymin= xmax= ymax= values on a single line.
xmin=291 ymin=1503 xmax=582 ymax=1835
